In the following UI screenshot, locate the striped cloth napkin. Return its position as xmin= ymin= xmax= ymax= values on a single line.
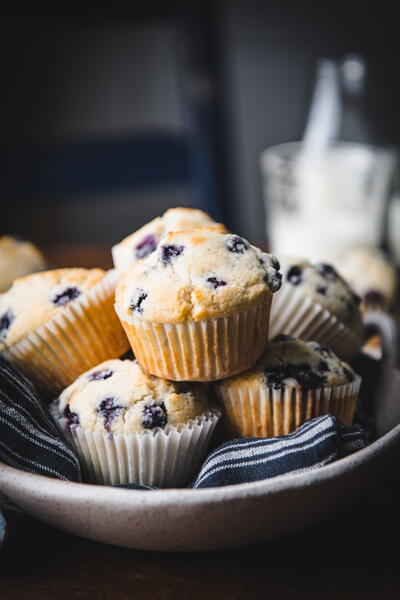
xmin=0 ymin=356 xmax=81 ymax=482
xmin=191 ymin=416 xmax=365 ymax=488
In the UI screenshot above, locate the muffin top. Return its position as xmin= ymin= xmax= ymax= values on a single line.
xmin=112 ymin=207 xmax=218 ymax=271
xmin=116 ymin=226 xmax=282 ymax=323
xmin=0 ymin=268 xmax=105 ymax=348
xmin=220 ymin=335 xmax=356 ymax=390
xmin=279 ymin=258 xmax=362 ymax=329
xmin=0 ymin=235 xmax=46 ymax=293
xmin=57 ymin=358 xmax=209 ymax=434
xmin=336 ymin=246 xmax=397 ymax=311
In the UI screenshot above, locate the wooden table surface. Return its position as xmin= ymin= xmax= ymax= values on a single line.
xmin=1 ymin=243 xmax=399 ymax=598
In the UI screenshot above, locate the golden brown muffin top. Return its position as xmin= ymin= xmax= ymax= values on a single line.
xmin=219 ymin=335 xmax=356 ymax=391
xmin=0 ymin=235 xmax=46 ymax=293
xmin=112 ymin=207 xmax=219 ymax=271
xmin=0 ymin=268 xmax=105 ymax=348
xmin=116 ymin=226 xmax=282 ymax=323
xmin=58 ymin=358 xmax=209 ymax=434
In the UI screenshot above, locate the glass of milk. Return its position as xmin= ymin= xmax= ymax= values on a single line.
xmin=260 ymin=142 xmax=396 ymax=262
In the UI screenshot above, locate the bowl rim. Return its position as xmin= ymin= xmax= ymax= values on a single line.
xmin=1 ymin=422 xmax=399 ymax=506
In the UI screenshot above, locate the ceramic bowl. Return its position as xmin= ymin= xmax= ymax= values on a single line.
xmin=1 ymin=314 xmax=399 ymax=552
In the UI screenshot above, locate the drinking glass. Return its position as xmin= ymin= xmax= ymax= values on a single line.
xmin=260 ymin=142 xmax=396 ymax=262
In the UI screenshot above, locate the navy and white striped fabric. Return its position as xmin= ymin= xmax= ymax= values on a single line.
xmin=191 ymin=415 xmax=365 ymax=488
xmin=0 ymin=356 xmax=81 ymax=482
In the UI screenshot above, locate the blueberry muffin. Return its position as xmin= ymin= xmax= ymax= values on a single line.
xmin=217 ymin=335 xmax=361 ymax=438
xmin=0 ymin=268 xmax=129 ymax=395
xmin=0 ymin=235 xmax=46 ymax=293
xmin=269 ymin=258 xmax=363 ymax=358
xmin=54 ymin=359 xmax=220 ymax=487
xmin=112 ymin=207 xmax=219 ymax=272
xmin=337 ymin=246 xmax=397 ymax=312
xmin=115 ymin=226 xmax=282 ymax=381
xmin=58 ymin=358 xmax=209 ymax=434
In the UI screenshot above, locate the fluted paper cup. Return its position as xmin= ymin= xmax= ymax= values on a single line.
xmin=116 ymin=298 xmax=272 ymax=382
xmin=53 ymin=407 xmax=221 ymax=488
xmin=218 ymin=376 xmax=361 ymax=438
xmin=3 ymin=270 xmax=129 ymax=397
xmin=269 ymin=285 xmax=363 ymax=359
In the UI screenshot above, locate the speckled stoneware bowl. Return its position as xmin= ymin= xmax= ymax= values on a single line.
xmin=1 ymin=314 xmax=399 ymax=552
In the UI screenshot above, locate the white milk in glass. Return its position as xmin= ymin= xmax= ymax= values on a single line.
xmin=261 ymin=143 xmax=395 ymax=263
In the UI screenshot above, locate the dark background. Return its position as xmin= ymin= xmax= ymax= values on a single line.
xmin=1 ymin=1 xmax=400 ymax=247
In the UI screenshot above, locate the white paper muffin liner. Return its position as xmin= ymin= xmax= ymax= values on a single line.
xmin=269 ymin=285 xmax=363 ymax=359
xmin=218 ymin=376 xmax=361 ymax=438
xmin=2 ymin=270 xmax=129 ymax=396
xmin=52 ymin=405 xmax=221 ymax=488
xmin=115 ymin=298 xmax=272 ymax=382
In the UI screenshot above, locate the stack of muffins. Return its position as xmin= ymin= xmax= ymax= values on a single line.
xmin=0 ymin=207 xmax=364 ymax=487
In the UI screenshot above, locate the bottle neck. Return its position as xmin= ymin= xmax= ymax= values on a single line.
xmin=303 ymin=54 xmax=374 ymax=147
xmin=338 ymin=55 xmax=373 ymax=144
